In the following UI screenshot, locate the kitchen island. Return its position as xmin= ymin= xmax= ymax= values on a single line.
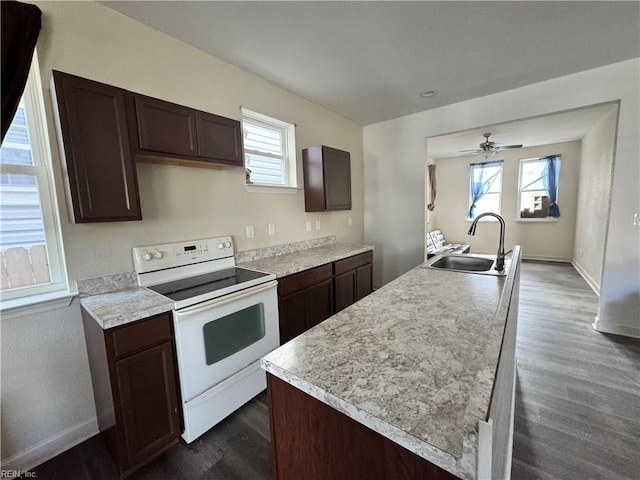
xmin=262 ymin=247 xmax=521 ymax=480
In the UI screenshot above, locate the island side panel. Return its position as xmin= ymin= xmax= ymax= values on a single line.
xmin=488 ymin=252 xmax=521 ymax=479
xmin=267 ymin=373 xmax=459 ymax=480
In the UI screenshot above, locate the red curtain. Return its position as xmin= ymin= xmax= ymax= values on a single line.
xmin=1 ymin=1 xmax=42 ymax=143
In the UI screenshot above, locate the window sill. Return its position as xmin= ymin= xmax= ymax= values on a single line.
xmin=466 ymin=217 xmax=500 ymax=222
xmin=1 ymin=289 xmax=77 ymax=320
xmin=516 ymin=217 xmax=558 ymax=223
xmin=245 ymin=184 xmax=301 ymax=195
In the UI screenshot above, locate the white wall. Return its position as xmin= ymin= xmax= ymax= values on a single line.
xmin=433 ymin=141 xmax=581 ymax=261
xmin=1 ymin=1 xmax=364 ymax=469
xmin=364 ymin=58 xmax=639 ymax=338
xmin=572 ymin=107 xmax=619 ymax=294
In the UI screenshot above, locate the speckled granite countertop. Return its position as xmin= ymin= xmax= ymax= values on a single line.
xmin=262 ymin=253 xmax=520 ymax=479
xmin=238 ymin=243 xmax=373 ymax=278
xmin=80 ymin=287 xmax=173 ymax=329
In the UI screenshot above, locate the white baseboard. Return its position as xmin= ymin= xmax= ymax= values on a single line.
xmin=521 ymin=254 xmax=571 ymax=263
xmin=570 ymin=259 xmax=600 ymax=296
xmin=1 ymin=417 xmax=99 ymax=471
xmin=593 ymin=316 xmax=640 ymax=339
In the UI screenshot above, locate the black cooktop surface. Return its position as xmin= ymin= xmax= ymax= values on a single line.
xmin=148 ymin=267 xmax=270 ymax=302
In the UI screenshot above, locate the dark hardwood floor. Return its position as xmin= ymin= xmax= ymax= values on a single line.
xmin=32 ymin=261 xmax=639 ymax=479
xmin=512 ymin=261 xmax=640 ymax=480
xmin=32 ymin=393 xmax=271 ymax=480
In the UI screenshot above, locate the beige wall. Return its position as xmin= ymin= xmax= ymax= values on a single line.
xmin=432 ymin=141 xmax=581 ymax=261
xmin=572 ymin=107 xmax=618 ymax=293
xmin=363 ymin=58 xmax=638 ymax=338
xmin=1 ymin=1 xmax=363 ymax=469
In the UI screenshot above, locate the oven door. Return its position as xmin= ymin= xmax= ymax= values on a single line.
xmin=173 ymin=280 xmax=279 ymax=403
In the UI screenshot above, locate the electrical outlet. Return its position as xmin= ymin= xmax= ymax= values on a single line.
xmin=315 ymin=220 xmax=321 ymax=231
xmin=268 ymin=223 xmax=276 ymax=236
xmin=634 ymin=213 xmax=640 ymax=226
xmin=246 ymin=225 xmax=254 ymax=238
xmin=348 ymin=216 xmax=353 ymax=226
xmin=306 ymin=221 xmax=312 ymax=232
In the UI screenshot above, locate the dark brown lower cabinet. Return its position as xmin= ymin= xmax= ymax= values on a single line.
xmin=334 ymin=251 xmax=373 ymax=313
xmin=278 ymin=265 xmax=334 ymax=344
xmin=267 ymin=374 xmax=457 ymax=480
xmin=277 ymin=251 xmax=374 ymax=344
xmin=82 ymin=310 xmax=182 ymax=477
xmin=334 ymin=270 xmax=356 ymax=313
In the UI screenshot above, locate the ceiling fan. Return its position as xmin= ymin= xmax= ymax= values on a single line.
xmin=459 ymin=133 xmax=523 ymax=159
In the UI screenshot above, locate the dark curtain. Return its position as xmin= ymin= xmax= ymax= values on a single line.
xmin=426 ymin=164 xmax=436 ymax=211
xmin=1 ymin=1 xmax=42 ymax=143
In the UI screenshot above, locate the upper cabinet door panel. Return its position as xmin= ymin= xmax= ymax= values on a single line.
xmin=322 ymin=146 xmax=351 ymax=210
xmin=303 ymin=145 xmax=352 ymax=212
xmin=52 ymin=71 xmax=141 ymax=222
xmin=195 ymin=111 xmax=243 ymax=165
xmin=134 ymin=95 xmax=198 ymax=157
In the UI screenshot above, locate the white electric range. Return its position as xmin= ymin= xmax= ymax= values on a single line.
xmin=133 ymin=236 xmax=279 ymax=443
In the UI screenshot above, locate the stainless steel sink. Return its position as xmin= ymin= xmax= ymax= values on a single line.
xmin=424 ymin=254 xmax=508 ymax=276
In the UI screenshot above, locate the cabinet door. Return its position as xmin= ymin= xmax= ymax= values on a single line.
xmin=322 ymin=146 xmax=351 ymax=210
xmin=306 ymin=279 xmax=334 ymax=329
xmin=115 ymin=341 xmax=181 ymax=468
xmin=356 ymin=264 xmax=373 ymax=301
xmin=195 ymin=111 xmax=243 ymax=165
xmin=334 ymin=270 xmax=356 ymax=313
xmin=52 ymin=71 xmax=141 ymax=222
xmin=134 ymin=95 xmax=198 ymax=157
xmin=279 ymin=291 xmax=307 ymax=344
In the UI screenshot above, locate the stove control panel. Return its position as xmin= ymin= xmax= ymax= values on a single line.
xmin=133 ymin=236 xmax=235 ymax=274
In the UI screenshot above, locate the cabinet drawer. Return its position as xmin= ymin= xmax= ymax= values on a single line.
xmin=333 ymin=251 xmax=373 ymax=276
xmin=109 ymin=312 xmax=173 ymax=359
xmin=278 ymin=264 xmax=333 ymax=298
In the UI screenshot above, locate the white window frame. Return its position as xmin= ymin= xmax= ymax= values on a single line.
xmin=0 ymin=53 xmax=69 ymax=307
xmin=468 ymin=160 xmax=503 ymax=221
xmin=516 ymin=157 xmax=560 ymax=222
xmin=241 ymin=108 xmax=298 ymax=192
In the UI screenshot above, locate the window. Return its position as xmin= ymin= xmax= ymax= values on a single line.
xmin=241 ymin=108 xmax=297 ymax=188
xmin=0 ymin=54 xmax=67 ymax=303
xmin=517 ymin=156 xmax=561 ymax=220
xmin=468 ymin=160 xmax=503 ymax=219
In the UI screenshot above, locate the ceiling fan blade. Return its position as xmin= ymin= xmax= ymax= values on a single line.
xmin=461 ymin=151 xmax=481 ymax=157
xmin=496 ymin=144 xmax=523 ymax=150
xmin=458 ymin=149 xmax=482 ymax=153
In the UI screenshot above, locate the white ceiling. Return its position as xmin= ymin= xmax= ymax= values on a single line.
xmin=101 ymin=1 xmax=639 ymax=126
xmin=427 ymin=102 xmax=619 ymax=159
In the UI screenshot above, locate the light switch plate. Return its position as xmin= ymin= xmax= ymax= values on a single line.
xmin=268 ymin=223 xmax=276 ymax=236
xmin=246 ymin=225 xmax=254 ymax=238
xmin=315 ymin=220 xmax=321 ymax=231
xmin=348 ymin=216 xmax=353 ymax=226
xmin=306 ymin=221 xmax=312 ymax=232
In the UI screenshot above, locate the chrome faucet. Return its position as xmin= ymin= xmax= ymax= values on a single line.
xmin=468 ymin=212 xmax=507 ymax=272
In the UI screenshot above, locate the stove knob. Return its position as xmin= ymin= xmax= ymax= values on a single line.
xmin=142 ymin=252 xmax=152 ymax=261
xmin=153 ymin=250 xmax=163 ymax=259
xmin=218 ymin=243 xmax=225 ymax=249
xmin=224 ymin=241 xmax=231 ymax=248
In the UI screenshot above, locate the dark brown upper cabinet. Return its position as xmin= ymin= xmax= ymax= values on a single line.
xmin=129 ymin=94 xmax=243 ymax=167
xmin=133 ymin=95 xmax=198 ymax=157
xmin=195 ymin=111 xmax=243 ymax=164
xmin=51 ymin=71 xmax=142 ymax=223
xmin=303 ymin=145 xmax=352 ymax=212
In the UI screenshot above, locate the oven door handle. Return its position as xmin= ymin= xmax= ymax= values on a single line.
xmin=174 ymin=280 xmax=278 ymax=318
